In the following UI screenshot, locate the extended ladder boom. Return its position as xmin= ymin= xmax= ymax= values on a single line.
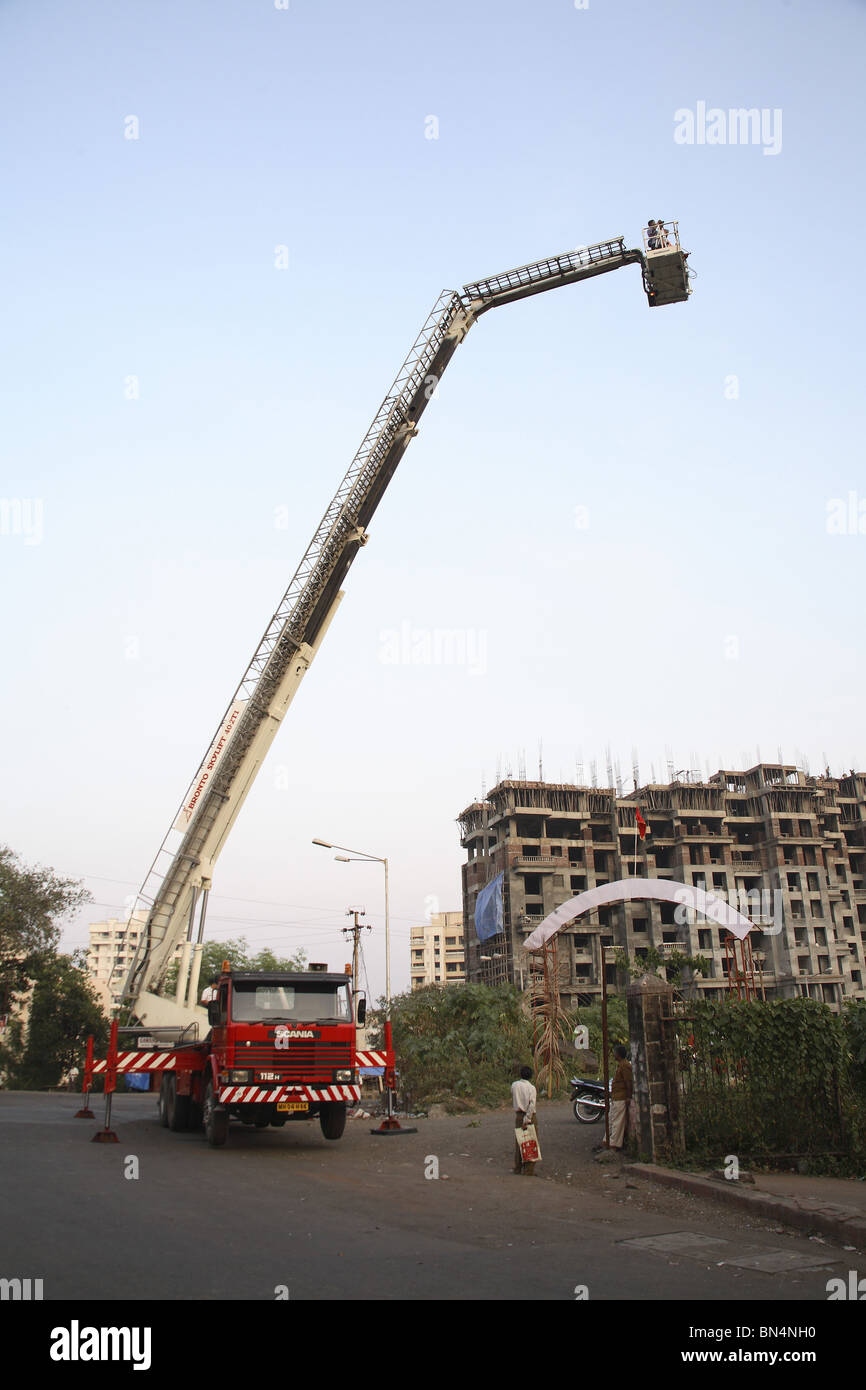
xmin=119 ymin=231 xmax=686 ymax=1027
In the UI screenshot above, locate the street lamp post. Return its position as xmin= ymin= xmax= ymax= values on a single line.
xmin=313 ymin=838 xmax=414 ymax=1134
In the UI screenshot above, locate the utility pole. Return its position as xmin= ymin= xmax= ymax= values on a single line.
xmin=342 ymin=906 xmax=369 ymax=1025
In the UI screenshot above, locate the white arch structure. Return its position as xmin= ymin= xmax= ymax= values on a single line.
xmin=522 ymin=877 xmax=756 ymax=953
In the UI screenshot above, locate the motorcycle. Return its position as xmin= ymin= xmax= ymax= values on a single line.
xmin=569 ymin=1076 xmax=611 ymax=1124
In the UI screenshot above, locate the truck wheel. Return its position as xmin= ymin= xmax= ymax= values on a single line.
xmin=319 ymin=1102 xmax=347 ymax=1141
xmin=165 ymin=1074 xmax=191 ymax=1132
xmin=189 ymin=1088 xmax=204 ymax=1132
xmin=203 ymin=1078 xmax=228 ymax=1148
xmin=158 ymin=1079 xmax=169 ymax=1127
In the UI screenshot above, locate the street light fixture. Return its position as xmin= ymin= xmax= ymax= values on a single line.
xmin=311 ymin=839 xmax=391 ymax=1008
xmin=313 ymin=837 xmax=413 ymax=1135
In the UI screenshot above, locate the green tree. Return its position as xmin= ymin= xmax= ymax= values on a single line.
xmin=0 ymin=951 xmax=108 ymax=1090
xmin=0 ymin=846 xmax=90 ymax=1016
xmin=375 ymin=983 xmax=534 ymax=1111
xmin=613 ymin=944 xmax=709 ymax=991
xmin=161 ymin=936 xmax=307 ymax=996
xmin=571 ymin=995 xmax=631 ymax=1073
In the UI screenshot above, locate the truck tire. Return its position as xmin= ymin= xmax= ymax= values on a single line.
xmin=165 ymin=1074 xmax=191 ymax=1132
xmin=319 ymin=1102 xmax=347 ymax=1141
xmin=158 ymin=1079 xmax=170 ymax=1127
xmin=203 ymin=1077 xmax=228 ymax=1148
xmin=189 ymin=1086 xmax=204 ymax=1132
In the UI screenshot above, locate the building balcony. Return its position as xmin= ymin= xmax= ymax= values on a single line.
xmin=512 ymin=855 xmax=568 ymax=871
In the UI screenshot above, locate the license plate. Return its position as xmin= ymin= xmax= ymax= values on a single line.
xmin=277 ymin=1102 xmax=309 ymax=1113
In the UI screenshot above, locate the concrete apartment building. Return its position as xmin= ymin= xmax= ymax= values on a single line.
xmin=410 ymin=911 xmax=466 ymax=989
xmin=458 ymin=765 xmax=866 ymax=1009
xmin=86 ymin=911 xmax=182 ymax=1013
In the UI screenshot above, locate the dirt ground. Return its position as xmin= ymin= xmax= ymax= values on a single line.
xmin=361 ymin=1098 xmax=853 ymax=1244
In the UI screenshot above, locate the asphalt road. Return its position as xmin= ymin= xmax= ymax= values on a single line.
xmin=1 ymin=1093 xmax=861 ymax=1308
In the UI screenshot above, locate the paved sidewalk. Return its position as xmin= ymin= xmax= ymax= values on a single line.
xmin=629 ymin=1163 xmax=866 ymax=1249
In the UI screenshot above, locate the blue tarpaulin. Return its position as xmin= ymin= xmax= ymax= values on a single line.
xmin=124 ymin=1073 xmax=150 ymax=1091
xmin=474 ymin=872 xmax=504 ymax=942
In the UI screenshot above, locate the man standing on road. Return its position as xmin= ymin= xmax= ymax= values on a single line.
xmin=511 ymin=1065 xmax=539 ymax=1175
xmin=608 ymin=1044 xmax=633 ymax=1151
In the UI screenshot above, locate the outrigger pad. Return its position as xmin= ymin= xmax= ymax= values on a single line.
xmin=91 ymin=1130 xmax=119 ymax=1143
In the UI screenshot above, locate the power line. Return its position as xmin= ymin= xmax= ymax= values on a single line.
xmin=77 ymin=875 xmax=423 ymax=926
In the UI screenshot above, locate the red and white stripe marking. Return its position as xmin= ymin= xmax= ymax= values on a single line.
xmin=92 ymin=1051 xmax=177 ymax=1074
xmin=218 ymin=1084 xmax=360 ymax=1105
xmin=356 ymin=1052 xmax=387 ymax=1067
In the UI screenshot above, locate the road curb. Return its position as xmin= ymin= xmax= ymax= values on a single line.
xmin=625 ymin=1163 xmax=866 ymax=1250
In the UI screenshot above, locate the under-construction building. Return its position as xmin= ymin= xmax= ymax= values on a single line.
xmin=457 ymin=765 xmax=866 ymax=1009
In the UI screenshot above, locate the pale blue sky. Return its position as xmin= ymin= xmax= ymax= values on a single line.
xmin=2 ymin=0 xmax=864 ymax=997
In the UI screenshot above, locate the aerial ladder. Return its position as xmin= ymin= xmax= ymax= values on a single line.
xmin=117 ymin=223 xmax=691 ymax=1034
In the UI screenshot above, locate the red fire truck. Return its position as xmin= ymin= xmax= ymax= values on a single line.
xmin=90 ymin=963 xmax=387 ymax=1146
xmin=85 ymin=227 xmax=688 ymax=1142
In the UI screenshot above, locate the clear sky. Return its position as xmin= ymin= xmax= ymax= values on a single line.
xmin=2 ymin=0 xmax=864 ymax=999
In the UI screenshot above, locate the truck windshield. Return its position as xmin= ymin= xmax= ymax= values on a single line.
xmin=231 ymin=982 xmax=351 ymax=1024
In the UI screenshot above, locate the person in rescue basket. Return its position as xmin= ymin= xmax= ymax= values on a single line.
xmin=511 ymin=1065 xmax=539 ymax=1175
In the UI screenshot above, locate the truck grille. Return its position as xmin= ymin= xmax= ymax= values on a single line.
xmin=232 ymin=1042 xmax=352 ymax=1081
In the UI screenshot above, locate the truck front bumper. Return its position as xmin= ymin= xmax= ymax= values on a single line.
xmin=218 ymin=1083 xmax=361 ymax=1105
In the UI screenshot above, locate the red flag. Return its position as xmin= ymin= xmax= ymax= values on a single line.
xmin=636 ymin=807 xmax=648 ymax=840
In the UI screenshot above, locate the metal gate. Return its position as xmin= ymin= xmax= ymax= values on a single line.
xmin=665 ymin=1009 xmax=848 ymax=1163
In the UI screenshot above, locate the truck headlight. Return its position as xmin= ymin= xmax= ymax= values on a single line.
xmin=334 ymin=1069 xmax=354 ymax=1083
xmin=229 ymin=1069 xmax=254 ymax=1084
